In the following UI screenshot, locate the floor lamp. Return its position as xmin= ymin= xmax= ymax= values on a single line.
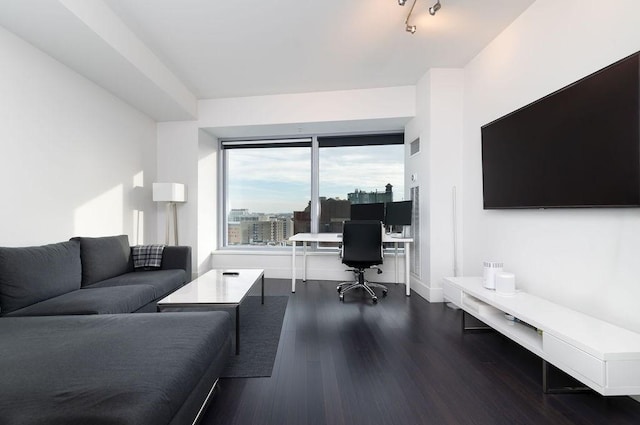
xmin=152 ymin=183 xmax=186 ymax=245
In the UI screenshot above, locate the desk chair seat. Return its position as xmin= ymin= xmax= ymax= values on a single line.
xmin=337 ymin=220 xmax=387 ymax=303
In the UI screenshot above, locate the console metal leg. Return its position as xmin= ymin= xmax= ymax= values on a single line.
xmin=461 ymin=310 xmax=493 ymax=332
xmin=542 ymin=360 xmax=591 ymax=394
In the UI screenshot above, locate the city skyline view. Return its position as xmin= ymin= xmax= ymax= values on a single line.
xmin=227 ymin=145 xmax=405 ymax=214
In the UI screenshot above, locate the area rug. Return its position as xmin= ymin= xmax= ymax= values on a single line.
xmin=220 ymin=295 xmax=289 ymax=378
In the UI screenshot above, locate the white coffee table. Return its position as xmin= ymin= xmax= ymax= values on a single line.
xmin=157 ymin=269 xmax=265 ymax=354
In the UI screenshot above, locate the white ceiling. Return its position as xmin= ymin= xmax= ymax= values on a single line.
xmin=0 ymin=0 xmax=535 ymax=120
xmin=104 ymin=0 xmax=535 ymax=99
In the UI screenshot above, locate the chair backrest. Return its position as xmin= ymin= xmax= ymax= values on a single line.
xmin=341 ymin=220 xmax=383 ymax=267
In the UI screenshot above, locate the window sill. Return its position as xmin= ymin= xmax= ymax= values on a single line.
xmin=212 ymin=249 xmax=338 ymax=256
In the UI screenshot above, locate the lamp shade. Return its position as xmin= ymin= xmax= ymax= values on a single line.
xmin=152 ymin=183 xmax=186 ymax=202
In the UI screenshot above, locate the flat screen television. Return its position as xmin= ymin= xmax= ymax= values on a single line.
xmin=350 ymin=202 xmax=385 ymax=222
xmin=481 ymin=51 xmax=640 ymax=209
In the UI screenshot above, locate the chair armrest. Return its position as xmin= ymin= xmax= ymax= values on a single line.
xmin=160 ymin=246 xmax=192 ymax=282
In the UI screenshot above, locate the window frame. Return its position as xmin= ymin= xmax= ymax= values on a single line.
xmin=219 ymin=133 xmax=404 ymax=250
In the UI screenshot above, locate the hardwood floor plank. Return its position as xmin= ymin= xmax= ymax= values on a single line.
xmin=201 ymin=279 xmax=640 ymax=425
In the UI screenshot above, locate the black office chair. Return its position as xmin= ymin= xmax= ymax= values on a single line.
xmin=337 ymin=220 xmax=388 ymax=303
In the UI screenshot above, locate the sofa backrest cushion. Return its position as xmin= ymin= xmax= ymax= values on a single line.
xmin=0 ymin=240 xmax=81 ymax=314
xmin=73 ymin=235 xmax=131 ymax=286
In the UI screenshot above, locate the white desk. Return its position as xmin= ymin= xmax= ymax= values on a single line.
xmin=289 ymin=233 xmax=413 ymax=296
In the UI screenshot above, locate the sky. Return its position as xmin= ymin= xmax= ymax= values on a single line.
xmin=227 ymin=145 xmax=405 ymax=214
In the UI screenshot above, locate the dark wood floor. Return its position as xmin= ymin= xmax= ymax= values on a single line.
xmin=201 ymin=278 xmax=640 ymax=425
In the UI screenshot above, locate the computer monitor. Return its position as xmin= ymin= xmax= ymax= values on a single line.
xmin=350 ymin=202 xmax=385 ymax=222
xmin=384 ymin=200 xmax=413 ymax=226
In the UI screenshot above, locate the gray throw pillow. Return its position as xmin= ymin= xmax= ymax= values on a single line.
xmin=73 ymin=235 xmax=131 ymax=286
xmin=0 ymin=240 xmax=81 ymax=314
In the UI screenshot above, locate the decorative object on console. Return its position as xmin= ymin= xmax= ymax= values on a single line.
xmin=482 ymin=261 xmax=503 ymax=289
xmin=153 ymin=183 xmax=186 ymax=245
xmin=495 ymin=271 xmax=516 ymax=295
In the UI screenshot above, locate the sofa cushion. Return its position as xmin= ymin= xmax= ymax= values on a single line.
xmin=0 ymin=312 xmax=232 ymax=425
xmin=73 ymin=235 xmax=131 ymax=286
xmin=87 ymin=269 xmax=186 ymax=299
xmin=4 ymin=285 xmax=157 ymax=316
xmin=0 ymin=240 xmax=81 ymax=315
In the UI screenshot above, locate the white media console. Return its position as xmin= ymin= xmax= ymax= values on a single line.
xmin=443 ymin=277 xmax=640 ymax=396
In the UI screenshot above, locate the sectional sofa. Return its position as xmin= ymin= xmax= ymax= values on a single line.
xmin=0 ymin=235 xmax=232 ymax=425
xmin=0 ymin=235 xmax=191 ymax=316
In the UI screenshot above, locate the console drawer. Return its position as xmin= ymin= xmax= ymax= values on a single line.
xmin=543 ymin=333 xmax=605 ymax=387
xmin=607 ymin=359 xmax=640 ymax=391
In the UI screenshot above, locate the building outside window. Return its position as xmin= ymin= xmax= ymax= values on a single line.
xmin=221 ymin=134 xmax=404 ymax=248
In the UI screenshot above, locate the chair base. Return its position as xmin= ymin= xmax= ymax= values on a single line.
xmin=337 ymin=269 xmax=387 ymax=303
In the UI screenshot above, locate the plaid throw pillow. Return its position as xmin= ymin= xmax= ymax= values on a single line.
xmin=132 ymin=245 xmax=165 ymax=270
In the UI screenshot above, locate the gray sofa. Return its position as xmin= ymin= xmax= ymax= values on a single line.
xmin=0 ymin=235 xmax=232 ymax=425
xmin=0 ymin=312 xmax=232 ymax=425
xmin=0 ymin=235 xmax=191 ymax=316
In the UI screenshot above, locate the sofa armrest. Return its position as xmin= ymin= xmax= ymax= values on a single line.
xmin=160 ymin=246 xmax=192 ymax=282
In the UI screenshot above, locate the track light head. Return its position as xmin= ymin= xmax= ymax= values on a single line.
xmin=428 ymin=0 xmax=441 ymax=16
xmin=405 ymin=24 xmax=416 ymax=34
xmin=398 ymin=0 xmax=407 ymax=5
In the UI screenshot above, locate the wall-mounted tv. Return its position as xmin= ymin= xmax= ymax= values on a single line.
xmin=481 ymin=51 xmax=640 ymax=209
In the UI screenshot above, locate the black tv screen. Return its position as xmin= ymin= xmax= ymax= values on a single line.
xmin=481 ymin=52 xmax=640 ymax=209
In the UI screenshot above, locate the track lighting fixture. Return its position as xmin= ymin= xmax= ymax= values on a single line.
xmin=428 ymin=0 xmax=441 ymax=16
xmin=403 ymin=0 xmax=418 ymax=35
xmin=399 ymin=0 xmax=442 ymax=34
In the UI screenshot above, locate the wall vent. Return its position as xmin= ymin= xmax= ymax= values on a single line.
xmin=410 ymin=138 xmax=420 ymax=156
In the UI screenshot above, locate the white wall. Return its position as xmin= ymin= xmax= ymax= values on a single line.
xmin=197 ymin=129 xmax=218 ymax=276
xmin=198 ymin=86 xmax=415 ymax=133
xmin=0 ymin=25 xmax=157 ymax=247
xmin=156 ymin=121 xmax=199 ymax=275
xmin=462 ymin=0 xmax=640 ymax=332
xmin=405 ymin=69 xmax=464 ymax=301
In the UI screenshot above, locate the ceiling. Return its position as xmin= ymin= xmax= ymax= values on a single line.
xmin=0 ymin=0 xmax=535 ymax=121
xmin=103 ymin=0 xmax=535 ymax=99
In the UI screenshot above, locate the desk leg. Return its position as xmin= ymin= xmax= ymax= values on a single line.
xmin=261 ymin=273 xmax=264 ymax=304
xmin=302 ymin=242 xmax=307 ymax=282
xmin=291 ymin=241 xmax=296 ymax=293
xmin=394 ymin=243 xmax=399 ymax=284
xmin=405 ymin=242 xmax=411 ymax=296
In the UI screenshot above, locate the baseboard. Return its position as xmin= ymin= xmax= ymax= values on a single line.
xmin=410 ymin=277 xmax=444 ymax=303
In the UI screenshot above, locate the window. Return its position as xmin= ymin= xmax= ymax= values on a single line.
xmin=221 ymin=134 xmax=404 ymax=248
xmin=318 ymin=134 xmax=405 ymax=234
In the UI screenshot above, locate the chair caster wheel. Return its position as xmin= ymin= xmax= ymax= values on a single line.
xmin=336 ymin=286 xmax=341 ymax=292
xmin=382 ymin=290 xmax=388 ymax=297
xmin=339 ymin=294 xmax=344 ymax=302
xmin=372 ymin=297 xmax=378 ymax=304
